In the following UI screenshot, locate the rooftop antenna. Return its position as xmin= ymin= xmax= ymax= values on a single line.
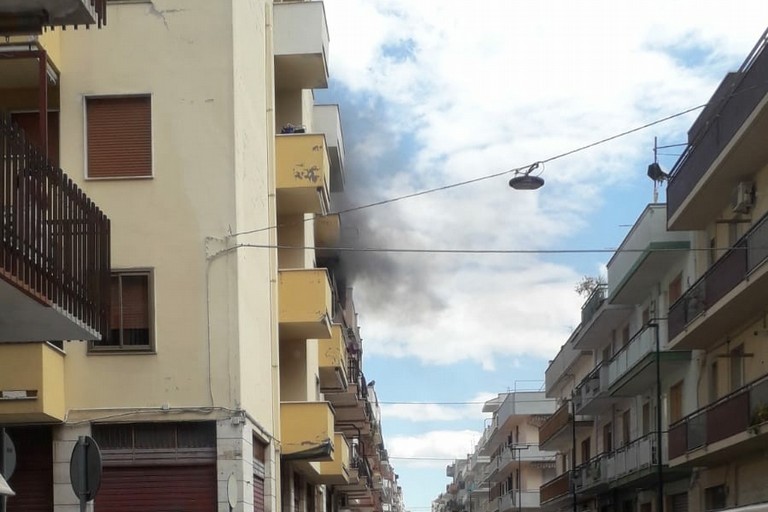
xmin=647 ymin=137 xmax=688 ymax=202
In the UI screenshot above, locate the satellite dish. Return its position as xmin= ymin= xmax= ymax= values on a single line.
xmin=647 ymin=163 xmax=669 ymax=182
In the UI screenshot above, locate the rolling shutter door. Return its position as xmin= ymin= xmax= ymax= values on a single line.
xmin=6 ymin=426 xmax=53 ymax=512
xmin=86 ymin=96 xmax=152 ymax=178
xmin=95 ymin=465 xmax=216 ymax=512
xmin=670 ymin=492 xmax=688 ymax=512
xmin=254 ymin=437 xmax=267 ymax=512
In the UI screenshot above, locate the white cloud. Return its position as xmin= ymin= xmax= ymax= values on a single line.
xmin=381 ymin=392 xmax=495 ymax=423
xmin=388 ymin=430 xmax=482 ymax=468
xmin=322 ymin=1 xmax=768 ymax=366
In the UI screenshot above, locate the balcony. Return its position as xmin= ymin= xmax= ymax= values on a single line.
xmin=574 ymin=433 xmax=673 ymax=494
xmin=278 ymin=268 xmax=332 ymax=340
xmin=273 ymin=1 xmax=329 ymax=90
xmin=0 ymin=0 xmax=106 ymax=33
xmin=0 ymin=342 xmax=64 ymax=423
xmin=540 ymin=472 xmax=570 ymax=505
xmin=318 ymin=324 xmax=348 ymax=392
xmin=280 ymin=401 xmax=335 ymax=461
xmin=668 ymin=210 xmax=768 ymax=350
xmin=573 ymin=285 xmax=632 ymax=350
xmin=313 ymin=105 xmax=345 ymax=193
xmin=573 ymin=364 xmax=614 ymax=415
xmin=276 ymin=133 xmax=330 ymax=215
xmin=667 ymin=29 xmax=768 ymax=229
xmin=668 ymin=373 xmax=768 ymax=466
xmin=315 ymin=213 xmax=341 ymax=249
xmin=0 ymin=116 xmax=110 ymax=342
xmin=499 ymin=490 xmax=540 ymax=511
xmin=607 ymin=325 xmax=690 ymax=397
xmin=489 ymin=444 xmax=554 ymax=480
xmin=607 ymin=204 xmax=691 ymax=305
xmin=319 ymin=433 xmax=351 ymax=485
xmin=325 ymin=360 xmax=370 ymax=433
xmin=545 ymin=328 xmax=589 ymax=395
xmin=539 ymin=402 xmax=593 ymax=452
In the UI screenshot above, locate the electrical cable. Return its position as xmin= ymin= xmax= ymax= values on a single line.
xmin=230 ymin=103 xmax=706 ymax=239
xmin=222 ymin=243 xmax=747 ymax=256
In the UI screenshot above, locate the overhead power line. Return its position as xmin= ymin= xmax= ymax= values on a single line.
xmin=227 ymin=243 xmax=744 ymax=256
xmin=231 ymin=103 xmax=706 ymax=239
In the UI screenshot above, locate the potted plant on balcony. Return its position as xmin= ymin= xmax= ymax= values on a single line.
xmin=749 ymin=403 xmax=768 ymax=434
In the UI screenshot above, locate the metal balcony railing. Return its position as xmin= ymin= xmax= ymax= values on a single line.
xmin=581 ymin=284 xmax=607 ymax=326
xmin=540 ymin=472 xmax=570 ymax=503
xmin=0 ymin=116 xmax=110 ymax=339
xmin=668 ymin=373 xmax=768 ymax=459
xmin=668 ymin=210 xmax=768 ymax=341
xmin=667 ymin=28 xmax=768 ymax=219
xmin=539 ymin=402 xmax=570 ymax=446
xmin=608 ymin=324 xmax=655 ymax=386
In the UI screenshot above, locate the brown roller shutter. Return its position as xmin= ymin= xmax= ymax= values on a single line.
xmin=254 ymin=436 xmax=267 ymax=512
xmin=670 ymin=492 xmax=688 ymax=512
xmin=95 ymin=465 xmax=216 ymax=512
xmin=6 ymin=426 xmax=53 ymax=512
xmin=87 ymin=96 xmax=152 ymax=178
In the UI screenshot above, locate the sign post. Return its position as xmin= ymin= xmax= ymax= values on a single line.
xmin=69 ymin=436 xmax=103 ymax=512
xmin=0 ymin=429 xmax=17 ymax=512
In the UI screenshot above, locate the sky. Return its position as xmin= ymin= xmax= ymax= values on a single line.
xmin=312 ymin=2 xmax=768 ymax=510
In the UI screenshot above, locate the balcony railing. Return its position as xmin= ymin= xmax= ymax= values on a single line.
xmin=573 ymin=363 xmax=607 ymax=412
xmin=574 ymin=433 xmax=664 ymax=491
xmin=539 ymin=402 xmax=570 ymax=446
xmin=669 ymin=373 xmax=768 ymax=459
xmin=0 ymin=116 xmax=110 ymax=339
xmin=667 ymin=28 xmax=768 ymax=219
xmin=540 ymin=472 xmax=570 ymax=503
xmin=668 ymin=210 xmax=768 ymax=341
xmin=581 ymin=284 xmax=607 ymax=325
xmin=499 ymin=490 xmax=540 ymax=511
xmin=608 ymin=325 xmax=655 ymax=386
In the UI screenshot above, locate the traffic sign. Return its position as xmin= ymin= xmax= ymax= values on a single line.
xmin=69 ymin=436 xmax=103 ymax=508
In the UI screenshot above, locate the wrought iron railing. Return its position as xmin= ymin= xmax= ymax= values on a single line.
xmin=668 ymin=210 xmax=768 ymax=340
xmin=667 ymin=28 xmax=768 ymax=219
xmin=0 ymin=116 xmax=110 ymax=339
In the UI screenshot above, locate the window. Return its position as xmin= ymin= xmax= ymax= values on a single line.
xmin=704 ymin=485 xmax=727 ymax=511
xmin=621 ymin=410 xmax=631 ymax=446
xmin=730 ymin=344 xmax=745 ymax=391
xmin=621 ymin=325 xmax=630 ymax=347
xmin=710 ymin=361 xmax=719 ymax=402
xmin=86 ymin=95 xmax=152 ymax=178
xmin=91 ymin=271 xmax=153 ymax=351
xmin=669 ymin=273 xmax=683 ymax=305
xmin=642 ymin=306 xmax=650 ymax=325
xmin=642 ymin=402 xmax=650 ymax=435
xmin=580 ymin=437 xmax=591 ymax=464
xmin=670 ymin=381 xmax=683 ymax=423
xmin=602 ymin=423 xmax=613 ymax=452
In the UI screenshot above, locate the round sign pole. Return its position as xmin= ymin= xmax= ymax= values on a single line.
xmin=70 ymin=436 xmax=103 ymax=512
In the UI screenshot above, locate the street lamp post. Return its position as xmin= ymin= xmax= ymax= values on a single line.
xmin=511 ymin=445 xmax=530 ymax=512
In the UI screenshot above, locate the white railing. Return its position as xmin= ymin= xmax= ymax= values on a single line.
xmin=608 ymin=326 xmax=655 ymax=386
xmin=499 ymin=490 xmax=540 ymax=511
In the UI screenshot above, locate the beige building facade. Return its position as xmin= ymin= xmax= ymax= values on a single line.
xmin=0 ymin=1 xmax=398 ymax=512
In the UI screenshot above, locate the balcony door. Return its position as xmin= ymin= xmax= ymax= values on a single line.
xmin=10 ymin=111 xmax=59 ymax=165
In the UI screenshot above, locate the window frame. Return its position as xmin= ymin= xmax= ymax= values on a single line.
xmin=89 ymin=268 xmax=156 ymax=354
xmin=83 ymin=93 xmax=155 ymax=180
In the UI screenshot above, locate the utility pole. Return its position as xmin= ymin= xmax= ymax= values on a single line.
xmin=653 ymin=321 xmax=665 ymax=512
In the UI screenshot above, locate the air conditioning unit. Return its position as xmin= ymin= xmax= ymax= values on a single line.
xmin=731 ymin=181 xmax=754 ymax=214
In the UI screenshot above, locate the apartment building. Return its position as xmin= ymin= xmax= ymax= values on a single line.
xmin=539 ymin=203 xmax=697 ymax=512
xmin=480 ymin=392 xmax=556 ymax=512
xmin=0 ymin=1 xmax=396 ymax=511
xmin=662 ymin=27 xmax=768 ymax=511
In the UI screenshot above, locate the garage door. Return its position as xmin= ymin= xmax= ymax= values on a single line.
xmin=6 ymin=426 xmax=53 ymax=512
xmin=94 ymin=465 xmax=216 ymax=512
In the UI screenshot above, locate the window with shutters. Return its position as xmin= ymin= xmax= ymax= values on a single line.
xmin=91 ymin=270 xmax=154 ymax=352
xmin=86 ymin=95 xmax=153 ymax=179
xmin=670 ymin=381 xmax=684 ymax=423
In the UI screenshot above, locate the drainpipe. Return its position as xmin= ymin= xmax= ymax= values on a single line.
xmin=652 ymin=321 xmax=664 ymax=512
xmin=37 ymin=49 xmax=48 ymax=158
xmin=571 ymin=395 xmax=577 ymax=512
